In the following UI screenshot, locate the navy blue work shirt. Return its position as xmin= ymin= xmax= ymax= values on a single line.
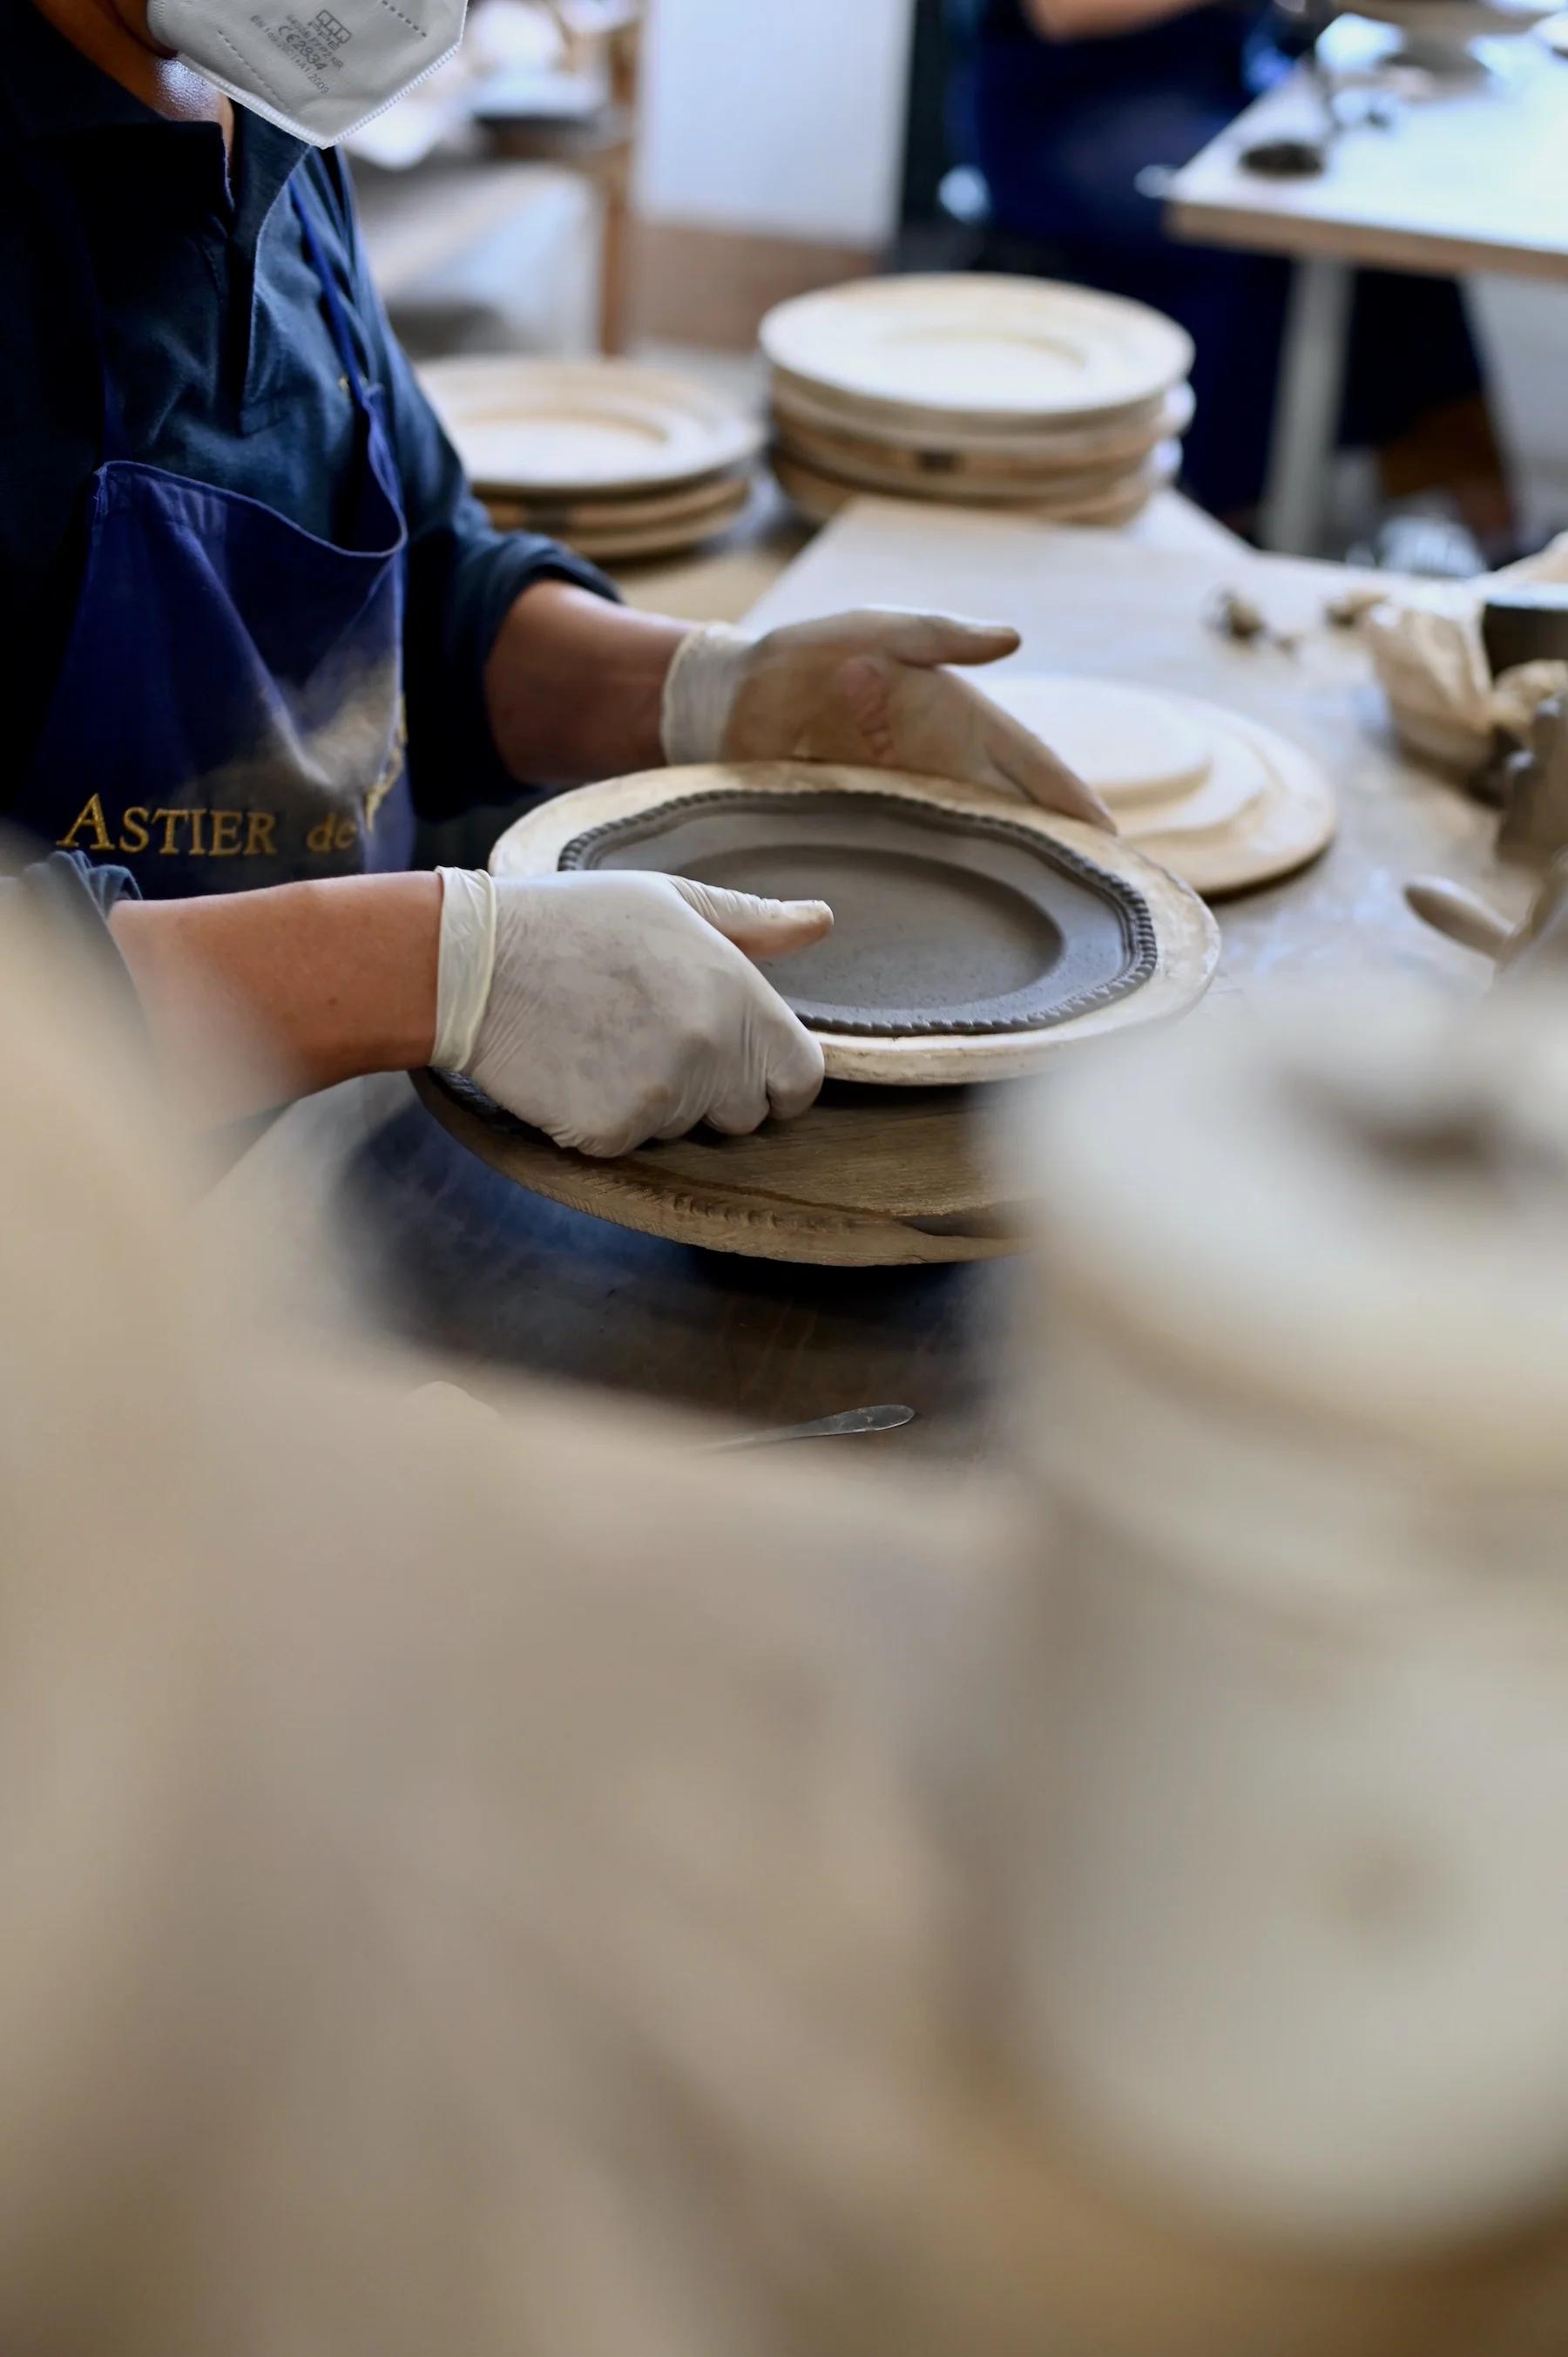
xmin=0 ymin=0 xmax=617 ymax=820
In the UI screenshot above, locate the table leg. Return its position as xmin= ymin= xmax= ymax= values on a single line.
xmin=1259 ymin=256 xmax=1354 ymax=556
xmin=598 ymin=154 xmax=632 ymax=356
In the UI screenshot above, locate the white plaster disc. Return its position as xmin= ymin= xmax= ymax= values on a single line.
xmin=1136 ymin=705 xmax=1338 ymax=896
xmin=1125 ymin=728 xmax=1271 ymax=836
xmin=978 ymin=677 xmax=1335 ymax=897
xmin=979 ymin=674 xmax=1216 ymax=809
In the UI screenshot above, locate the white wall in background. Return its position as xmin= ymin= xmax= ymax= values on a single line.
xmin=635 ymin=0 xmax=916 ymax=247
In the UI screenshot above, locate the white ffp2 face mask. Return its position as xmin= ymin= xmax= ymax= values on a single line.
xmin=145 ymin=0 xmax=468 ymax=146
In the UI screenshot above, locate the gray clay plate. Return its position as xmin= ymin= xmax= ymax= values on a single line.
xmin=557 ymin=789 xmax=1158 ymax=1036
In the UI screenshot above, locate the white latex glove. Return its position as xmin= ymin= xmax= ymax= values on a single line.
xmin=432 ymin=868 xmax=830 ymax=1159
xmin=661 ymin=609 xmax=1114 ymax=830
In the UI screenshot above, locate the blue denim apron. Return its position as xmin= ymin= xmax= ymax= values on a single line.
xmin=13 ymin=177 xmax=414 ymax=894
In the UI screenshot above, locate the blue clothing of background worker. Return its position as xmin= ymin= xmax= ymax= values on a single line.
xmin=951 ymin=0 xmax=1489 ymax=523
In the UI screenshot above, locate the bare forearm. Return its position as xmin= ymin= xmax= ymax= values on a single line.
xmin=110 ymin=873 xmax=441 ymax=1121
xmin=483 ymin=580 xmax=689 ymax=788
xmin=1020 ymin=0 xmax=1206 ymax=38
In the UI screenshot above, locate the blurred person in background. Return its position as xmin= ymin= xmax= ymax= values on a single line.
xmin=0 ymin=0 xmax=1104 ymax=1161
xmin=949 ymin=0 xmax=1509 ymax=543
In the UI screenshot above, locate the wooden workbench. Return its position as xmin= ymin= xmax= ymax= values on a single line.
xmin=1166 ymin=23 xmax=1568 ymax=550
xmin=342 ymin=496 xmax=1506 ymax=1464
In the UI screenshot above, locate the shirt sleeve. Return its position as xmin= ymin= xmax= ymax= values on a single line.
xmin=323 ymin=158 xmax=621 ymax=822
xmin=0 ymin=848 xmax=145 ymax=1021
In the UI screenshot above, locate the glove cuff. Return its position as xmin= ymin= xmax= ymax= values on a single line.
xmin=659 ymin=623 xmax=754 ymax=767
xmin=432 ymin=867 xmax=498 ymax=1074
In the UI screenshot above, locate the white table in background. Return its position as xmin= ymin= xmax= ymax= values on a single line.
xmin=1166 ymin=21 xmax=1568 ymax=552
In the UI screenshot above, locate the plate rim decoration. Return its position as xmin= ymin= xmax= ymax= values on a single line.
xmin=491 ymin=761 xmax=1220 ymax=1085
xmin=554 ymin=783 xmax=1162 ymax=1036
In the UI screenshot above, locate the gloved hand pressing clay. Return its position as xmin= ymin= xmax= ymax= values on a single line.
xmin=661 ymin=608 xmax=1114 ymax=830
xmin=432 ymin=869 xmax=831 ymax=1159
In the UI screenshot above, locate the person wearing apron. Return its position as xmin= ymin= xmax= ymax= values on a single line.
xmin=953 ymin=0 xmax=1489 ymax=523
xmin=14 ymin=175 xmax=417 ymax=894
xmin=2 ymin=0 xmax=1104 ymax=1155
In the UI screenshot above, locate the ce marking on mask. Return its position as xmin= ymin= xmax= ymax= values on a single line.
xmin=259 ymin=7 xmax=372 ymax=96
